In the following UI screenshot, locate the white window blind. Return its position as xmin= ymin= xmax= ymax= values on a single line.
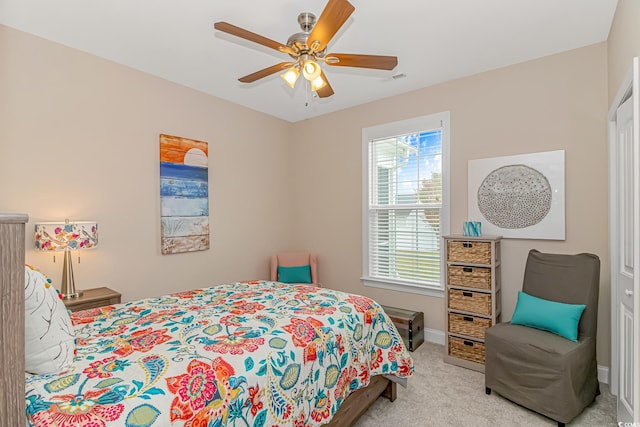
xmin=362 ymin=113 xmax=449 ymax=294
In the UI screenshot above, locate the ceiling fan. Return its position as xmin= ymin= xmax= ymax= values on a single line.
xmin=213 ymin=0 xmax=398 ymax=98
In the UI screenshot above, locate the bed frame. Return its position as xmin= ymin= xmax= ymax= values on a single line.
xmin=0 ymin=213 xmax=27 ymax=425
xmin=326 ymin=375 xmax=397 ymax=426
xmin=1 ymin=213 xmax=396 ymax=426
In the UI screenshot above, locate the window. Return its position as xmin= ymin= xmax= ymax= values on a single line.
xmin=362 ymin=112 xmax=450 ymax=296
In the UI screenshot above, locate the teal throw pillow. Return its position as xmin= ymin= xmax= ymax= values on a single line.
xmin=278 ymin=265 xmax=312 ymax=284
xmin=510 ymin=291 xmax=586 ymax=342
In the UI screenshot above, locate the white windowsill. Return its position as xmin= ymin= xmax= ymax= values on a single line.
xmin=361 ymin=276 xmax=444 ymax=298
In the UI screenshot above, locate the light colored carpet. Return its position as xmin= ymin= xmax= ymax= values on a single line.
xmin=355 ymin=342 xmax=617 ymax=426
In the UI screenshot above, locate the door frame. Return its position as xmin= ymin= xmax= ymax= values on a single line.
xmin=608 ymin=56 xmax=639 ymax=420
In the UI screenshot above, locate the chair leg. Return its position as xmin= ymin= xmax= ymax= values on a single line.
xmin=485 ymin=387 xmax=491 ymax=395
xmin=557 ymin=423 xmax=564 ymax=427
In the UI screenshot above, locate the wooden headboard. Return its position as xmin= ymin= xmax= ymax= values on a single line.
xmin=0 ymin=213 xmax=28 ymax=424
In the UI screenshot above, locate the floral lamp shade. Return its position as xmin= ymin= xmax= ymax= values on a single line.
xmin=35 ymin=221 xmax=98 ymax=252
xmin=34 ymin=220 xmax=98 ymax=299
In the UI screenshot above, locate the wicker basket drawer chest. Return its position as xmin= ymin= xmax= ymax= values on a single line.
xmin=443 ymin=235 xmax=501 ymax=372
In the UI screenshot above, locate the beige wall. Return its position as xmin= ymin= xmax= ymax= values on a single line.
xmin=0 ymin=25 xmax=613 ymax=367
xmin=0 ymin=26 xmax=293 ymax=302
xmin=290 ymin=43 xmax=611 ymax=366
xmin=607 ymin=0 xmax=640 ymax=104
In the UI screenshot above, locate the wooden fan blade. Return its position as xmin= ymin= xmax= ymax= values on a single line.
xmin=324 ymin=53 xmax=398 ymax=70
xmin=214 ymin=22 xmax=295 ymax=55
xmin=239 ymin=62 xmax=293 ymax=83
xmin=316 ymin=71 xmax=334 ymax=98
xmin=307 ymin=0 xmax=355 ymax=54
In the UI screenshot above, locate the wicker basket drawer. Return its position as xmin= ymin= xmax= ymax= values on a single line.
xmin=448 ymin=313 xmax=492 ymax=339
xmin=447 ymin=265 xmax=491 ymax=290
xmin=448 ymin=336 xmax=486 ymax=364
xmin=447 ymin=240 xmax=491 ymax=264
xmin=448 ymin=289 xmax=492 ymax=315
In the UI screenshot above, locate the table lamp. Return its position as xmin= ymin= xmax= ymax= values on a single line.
xmin=34 ymin=219 xmax=98 ymax=299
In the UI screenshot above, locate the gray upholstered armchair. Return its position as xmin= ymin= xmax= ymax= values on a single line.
xmin=484 ymin=249 xmax=600 ymax=426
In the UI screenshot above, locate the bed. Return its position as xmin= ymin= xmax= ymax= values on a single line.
xmin=24 ymin=280 xmax=414 ymax=427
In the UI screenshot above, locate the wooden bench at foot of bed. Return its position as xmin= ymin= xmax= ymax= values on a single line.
xmin=325 ymin=375 xmax=397 ymax=426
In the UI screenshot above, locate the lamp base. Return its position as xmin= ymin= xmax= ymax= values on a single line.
xmin=61 ymin=250 xmax=83 ymax=300
xmin=62 ymin=291 xmax=83 ymax=299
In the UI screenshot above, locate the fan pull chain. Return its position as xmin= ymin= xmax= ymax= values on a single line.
xmin=305 ymin=79 xmax=310 ymax=107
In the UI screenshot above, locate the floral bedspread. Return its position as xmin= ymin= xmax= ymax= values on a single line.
xmin=26 ymin=281 xmax=414 ymax=427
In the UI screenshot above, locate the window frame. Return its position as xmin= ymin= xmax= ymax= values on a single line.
xmin=361 ymin=112 xmax=450 ymax=297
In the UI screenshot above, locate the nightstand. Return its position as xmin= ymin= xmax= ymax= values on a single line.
xmin=63 ymin=287 xmax=122 ymax=313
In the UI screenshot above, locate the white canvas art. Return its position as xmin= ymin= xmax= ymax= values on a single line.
xmin=468 ymin=150 xmax=565 ymax=240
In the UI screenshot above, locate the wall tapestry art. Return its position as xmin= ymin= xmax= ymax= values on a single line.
xmin=160 ymin=134 xmax=210 ymax=254
xmin=468 ymin=150 xmax=565 ymax=240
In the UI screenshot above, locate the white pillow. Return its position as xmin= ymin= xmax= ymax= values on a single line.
xmin=24 ymin=265 xmax=75 ymax=374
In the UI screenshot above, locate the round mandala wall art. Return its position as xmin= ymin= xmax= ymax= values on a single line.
xmin=477 ymin=164 xmax=552 ymax=229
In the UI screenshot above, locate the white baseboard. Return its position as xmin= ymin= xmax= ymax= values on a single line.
xmin=424 ymin=328 xmax=610 ymax=385
xmin=425 ymin=328 xmax=446 ymax=345
xmin=598 ymin=365 xmax=609 ymax=385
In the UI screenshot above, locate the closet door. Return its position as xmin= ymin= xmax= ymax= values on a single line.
xmin=610 ymin=57 xmax=639 ymax=424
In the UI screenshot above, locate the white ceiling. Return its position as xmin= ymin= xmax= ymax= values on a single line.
xmin=1 ymin=0 xmax=618 ymax=123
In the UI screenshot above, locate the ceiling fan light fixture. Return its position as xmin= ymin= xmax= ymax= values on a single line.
xmin=302 ymin=59 xmax=322 ymax=81
xmin=215 ymin=0 xmax=397 ymax=99
xmin=310 ymin=76 xmax=327 ymax=92
xmin=281 ymin=66 xmax=300 ymax=88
